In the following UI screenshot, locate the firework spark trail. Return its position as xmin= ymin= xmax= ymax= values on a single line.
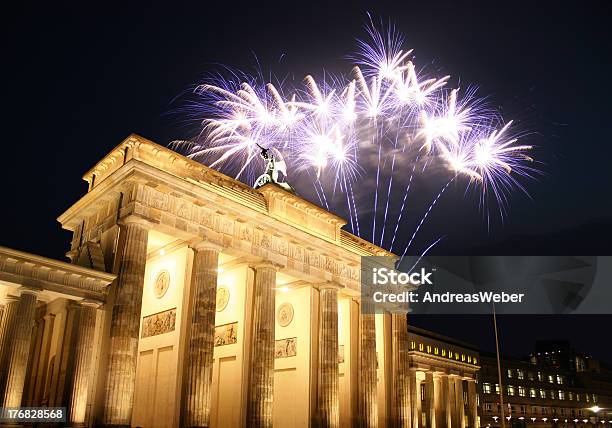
xmin=372 ymin=141 xmax=382 ymax=242
xmin=342 ymin=174 xmax=355 ymax=232
xmin=348 ymin=181 xmax=361 ymax=236
xmin=404 ymin=236 xmax=445 ymax=274
xmin=178 ymin=19 xmax=536 ymax=256
xmin=379 ymin=152 xmax=396 ymax=247
xmin=399 ymin=177 xmax=455 ymax=262
xmin=390 ymin=152 xmax=420 ymax=252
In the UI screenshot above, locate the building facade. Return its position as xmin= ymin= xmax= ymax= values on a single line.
xmin=0 ymin=134 xmax=480 ymax=428
xmin=479 ymin=342 xmax=612 ymax=428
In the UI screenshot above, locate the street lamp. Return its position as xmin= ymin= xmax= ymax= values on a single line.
xmin=590 ymin=407 xmax=602 ymax=414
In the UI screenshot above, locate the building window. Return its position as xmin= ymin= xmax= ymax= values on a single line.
xmin=539 ymin=389 xmax=547 ymax=399
xmin=542 ymin=407 xmax=548 ymax=415
xmin=558 ymin=390 xmax=565 ymax=400
xmin=483 ymin=383 xmax=492 ymax=394
xmin=518 ymin=386 xmax=526 ymax=397
xmin=537 ymin=371 xmax=544 ymax=381
xmin=434 ymin=347 xmax=439 ymax=355
xmin=442 ymin=349 xmax=446 ymax=357
xmin=556 ymin=375 xmax=564 ymax=384
xmin=507 ymin=385 xmax=515 ymax=396
xmin=449 ymin=350 xmax=453 ymax=358
xmin=568 ymin=391 xmax=574 ymax=401
xmin=426 ymin=345 xmax=432 ymax=353
xmin=419 ymin=343 xmax=424 ymax=352
xmin=529 ymin=388 xmax=537 ymax=398
xmin=507 ymin=369 xmax=513 ymax=378
xmin=484 ymin=403 xmax=493 ymax=412
xmin=517 ymin=369 xmax=525 ymax=380
xmin=578 ymin=410 xmax=582 ymax=416
xmin=548 ymin=374 xmax=555 ymax=384
xmin=495 ymin=384 xmax=500 ymax=395
xmin=421 ymin=383 xmax=425 ymax=400
xmin=550 ymin=390 xmax=556 ymax=400
xmin=467 ymin=355 xmax=471 ymax=363
xmin=576 ymin=393 xmax=580 ymax=401
xmin=532 ymin=406 xmax=538 ymax=414
xmin=586 ymin=394 xmax=590 ymax=403
xmin=410 ymin=341 xmax=416 ymax=350
xmin=520 ymin=406 xmax=527 ymax=415
xmin=528 ymin=371 xmax=535 ymax=381
xmin=560 ymin=408 xmax=565 ymax=415
xmin=592 ymin=394 xmax=597 ymax=403
xmin=473 ymin=357 xmax=478 ymax=365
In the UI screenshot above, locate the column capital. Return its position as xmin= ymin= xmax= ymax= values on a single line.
xmin=189 ymin=240 xmax=223 ymax=253
xmin=119 ymin=214 xmax=154 ymax=229
xmin=78 ymin=299 xmax=103 ymax=309
xmin=1 ymin=295 xmax=19 ymax=305
xmin=250 ymin=260 xmax=283 ymax=271
xmin=314 ymin=281 xmax=342 ymax=291
xmin=19 ymin=286 xmax=41 ymax=297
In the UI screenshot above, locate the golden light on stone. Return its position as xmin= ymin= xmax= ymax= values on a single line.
xmin=276 ymin=302 xmax=294 ymax=327
xmin=153 ymin=269 xmax=171 ymax=298
xmin=215 ymin=286 xmax=230 ymax=312
xmin=0 ymin=135 xmax=484 ymax=428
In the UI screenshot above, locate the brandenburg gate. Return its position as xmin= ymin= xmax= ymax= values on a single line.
xmin=0 ymin=134 xmax=480 ymax=427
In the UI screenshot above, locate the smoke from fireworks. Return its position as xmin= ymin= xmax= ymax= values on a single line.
xmin=174 ymin=19 xmax=537 ymax=258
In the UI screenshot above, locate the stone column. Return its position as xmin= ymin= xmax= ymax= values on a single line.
xmin=359 ymin=311 xmax=378 ymax=428
xmin=434 ymin=374 xmax=445 ymax=428
xmin=247 ymin=262 xmax=277 ymax=428
xmin=103 ymin=216 xmax=150 ymax=427
xmin=453 ymin=377 xmax=465 ymax=428
xmin=0 ymin=289 xmax=38 ymax=408
xmin=425 ymin=372 xmax=437 ymax=428
xmin=0 ymin=297 xmax=19 ymax=371
xmin=182 ymin=243 xmax=220 ymax=428
xmin=409 ymin=369 xmax=422 ymax=428
xmin=391 ymin=313 xmax=411 ymax=427
xmin=317 ymin=284 xmax=340 ymax=428
xmin=444 ymin=375 xmax=454 ymax=428
xmin=66 ymin=300 xmax=100 ymax=425
xmin=467 ymin=379 xmax=478 ymax=428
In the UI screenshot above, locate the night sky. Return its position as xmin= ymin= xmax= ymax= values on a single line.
xmin=2 ymin=2 xmax=611 ymax=360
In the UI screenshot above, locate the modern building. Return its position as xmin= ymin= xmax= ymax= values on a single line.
xmin=0 ymin=134 xmax=481 ymax=428
xmin=479 ymin=341 xmax=612 ymax=428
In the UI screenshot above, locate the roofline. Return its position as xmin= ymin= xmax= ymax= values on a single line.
xmin=0 ymin=245 xmax=116 ymax=283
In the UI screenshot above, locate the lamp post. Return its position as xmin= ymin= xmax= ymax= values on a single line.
xmin=493 ymin=304 xmax=506 ymax=428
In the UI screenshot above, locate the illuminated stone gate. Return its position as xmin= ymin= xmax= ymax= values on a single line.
xmin=0 ymin=134 xmax=480 ymax=427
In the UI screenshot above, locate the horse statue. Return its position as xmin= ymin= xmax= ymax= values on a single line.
xmin=253 ymin=144 xmax=295 ymax=193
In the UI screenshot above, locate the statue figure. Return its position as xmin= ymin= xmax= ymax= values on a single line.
xmin=253 ymin=144 xmax=295 ymax=193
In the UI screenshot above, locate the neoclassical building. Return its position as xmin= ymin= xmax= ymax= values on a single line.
xmin=0 ymin=135 xmax=480 ymax=427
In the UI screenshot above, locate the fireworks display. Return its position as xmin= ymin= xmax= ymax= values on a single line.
xmin=175 ymin=19 xmax=536 ymax=259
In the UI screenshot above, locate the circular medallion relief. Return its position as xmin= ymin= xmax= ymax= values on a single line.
xmin=277 ymin=302 xmax=294 ymax=327
xmin=153 ymin=270 xmax=170 ymax=298
xmin=216 ymin=286 xmax=230 ymax=312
